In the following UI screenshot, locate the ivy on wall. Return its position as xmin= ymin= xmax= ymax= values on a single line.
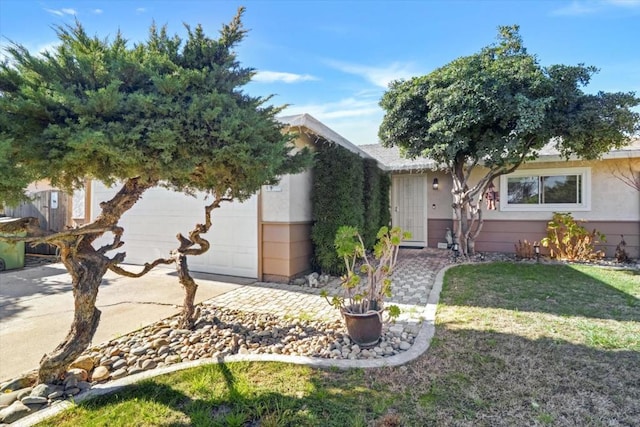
xmin=311 ymin=143 xmax=391 ymax=274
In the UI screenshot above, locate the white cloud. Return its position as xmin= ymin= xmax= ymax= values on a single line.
xmin=325 ymin=60 xmax=417 ymax=88
xmin=605 ymin=0 xmax=640 ymax=6
xmin=283 ymin=97 xmax=384 ymax=145
xmin=552 ymin=0 xmax=640 ymax=15
xmin=551 ymin=1 xmax=601 ymax=15
xmin=93 ymin=9 xmax=103 ymax=14
xmin=136 ymin=7 xmax=146 ymax=13
xmin=44 ymin=8 xmax=76 ymax=17
xmin=254 ymin=71 xmax=318 ymax=84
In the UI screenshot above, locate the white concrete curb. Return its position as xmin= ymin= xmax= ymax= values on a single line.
xmin=14 ymin=265 xmax=454 ymax=427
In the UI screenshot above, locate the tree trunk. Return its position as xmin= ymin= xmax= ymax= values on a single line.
xmin=175 ymin=253 xmax=198 ymax=330
xmin=38 ymin=244 xmax=108 ymax=383
xmin=36 ymin=178 xmax=155 ymax=383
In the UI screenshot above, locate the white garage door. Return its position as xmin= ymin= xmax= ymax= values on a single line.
xmin=91 ymin=182 xmax=258 ymax=278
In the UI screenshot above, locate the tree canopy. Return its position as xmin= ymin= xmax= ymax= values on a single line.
xmin=379 ymin=25 xmax=639 ymax=255
xmin=0 ymin=8 xmax=308 ymax=207
xmin=0 ymin=8 xmax=311 ymax=383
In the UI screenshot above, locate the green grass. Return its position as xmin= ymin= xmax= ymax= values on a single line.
xmin=39 ymin=262 xmax=640 ymax=426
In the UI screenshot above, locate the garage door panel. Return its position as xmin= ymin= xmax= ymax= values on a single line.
xmin=91 ymin=182 xmax=258 ymax=278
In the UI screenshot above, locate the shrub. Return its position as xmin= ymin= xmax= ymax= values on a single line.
xmin=311 ymin=143 xmax=364 ymax=274
xmin=541 ymin=212 xmax=606 ymax=261
xmin=363 ymin=159 xmax=381 ymax=248
xmin=515 ymin=239 xmax=537 ymax=259
xmin=379 ymin=172 xmax=392 ymax=228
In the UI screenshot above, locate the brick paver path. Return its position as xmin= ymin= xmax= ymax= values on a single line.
xmin=207 ymin=248 xmax=451 ymax=330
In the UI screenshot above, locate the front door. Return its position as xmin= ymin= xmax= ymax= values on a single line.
xmin=392 ymin=174 xmax=426 ymax=247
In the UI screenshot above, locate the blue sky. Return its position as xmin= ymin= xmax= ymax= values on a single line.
xmin=1 ymin=0 xmax=639 ymax=145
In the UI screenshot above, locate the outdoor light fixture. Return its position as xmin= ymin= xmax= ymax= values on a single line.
xmin=432 ymin=178 xmax=439 ymax=190
xmin=534 ymin=242 xmax=540 ymax=263
xmin=452 ymin=241 xmax=459 ymax=260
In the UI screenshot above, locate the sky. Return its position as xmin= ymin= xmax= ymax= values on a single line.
xmin=1 ymin=0 xmax=639 ymax=146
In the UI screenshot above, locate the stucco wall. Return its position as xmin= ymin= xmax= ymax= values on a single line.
xmin=401 ymin=156 xmax=639 ymax=257
xmin=261 ymin=170 xmax=313 ymax=223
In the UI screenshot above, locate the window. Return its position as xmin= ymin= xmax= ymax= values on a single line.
xmin=500 ymin=167 xmax=590 ymax=211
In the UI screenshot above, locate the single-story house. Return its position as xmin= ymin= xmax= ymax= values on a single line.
xmin=360 ymin=139 xmax=640 ymax=259
xmin=90 ymin=113 xmax=639 ymax=280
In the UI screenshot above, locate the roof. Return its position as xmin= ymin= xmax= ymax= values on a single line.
xmin=278 ymin=113 xmax=379 ymax=164
xmin=359 ymin=144 xmax=436 ymax=171
xmin=360 ymin=137 xmax=640 ymax=172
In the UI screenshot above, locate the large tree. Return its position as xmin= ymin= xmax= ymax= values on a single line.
xmin=379 ymin=25 xmax=639 ymax=255
xmin=0 ymin=8 xmax=310 ymax=383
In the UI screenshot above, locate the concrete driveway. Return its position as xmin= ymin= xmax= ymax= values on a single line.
xmin=0 ymin=263 xmax=251 ymax=382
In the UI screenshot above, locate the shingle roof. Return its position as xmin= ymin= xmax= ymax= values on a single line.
xmin=278 ymin=113 xmax=376 ymax=161
xmin=358 ymin=144 xmax=436 ymax=171
xmin=360 ymin=137 xmax=640 ymax=171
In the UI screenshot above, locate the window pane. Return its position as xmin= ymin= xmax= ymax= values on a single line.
xmin=542 ymin=175 xmax=578 ymax=203
xmin=507 ymin=177 xmax=539 ymax=204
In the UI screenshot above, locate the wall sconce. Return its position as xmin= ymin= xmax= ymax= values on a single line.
xmin=432 ymin=178 xmax=439 ymax=190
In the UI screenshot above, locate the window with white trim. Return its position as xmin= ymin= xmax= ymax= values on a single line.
xmin=499 ymin=167 xmax=590 ymax=211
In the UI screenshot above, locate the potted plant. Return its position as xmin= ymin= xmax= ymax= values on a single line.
xmin=321 ymin=225 xmax=409 ymax=347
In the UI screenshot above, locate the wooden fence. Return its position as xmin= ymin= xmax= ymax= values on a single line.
xmin=3 ymin=190 xmax=72 ymax=255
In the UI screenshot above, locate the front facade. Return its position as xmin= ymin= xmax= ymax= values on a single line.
xmin=89 ymin=116 xmax=639 ymax=281
xmin=361 ymin=140 xmax=640 ymax=259
xmin=90 ymin=114 xmax=377 ymax=281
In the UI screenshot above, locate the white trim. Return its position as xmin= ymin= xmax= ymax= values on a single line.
xmin=499 ymin=167 xmax=591 ymax=212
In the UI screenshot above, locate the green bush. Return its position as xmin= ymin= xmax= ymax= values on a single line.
xmin=379 ymin=172 xmax=391 ymax=229
xmin=311 ymin=144 xmax=364 ymax=274
xmin=362 ymin=158 xmax=381 ymax=248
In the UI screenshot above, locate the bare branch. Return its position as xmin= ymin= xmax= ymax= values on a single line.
xmin=108 ymin=257 xmax=174 ymax=278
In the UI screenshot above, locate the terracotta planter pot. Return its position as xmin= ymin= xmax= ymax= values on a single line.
xmin=341 ymin=308 xmax=383 ymax=348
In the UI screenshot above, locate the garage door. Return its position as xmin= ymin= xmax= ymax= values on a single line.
xmin=91 ymin=182 xmax=258 ymax=278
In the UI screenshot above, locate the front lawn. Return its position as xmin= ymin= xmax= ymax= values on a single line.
xmin=39 ymin=262 xmax=640 ymax=426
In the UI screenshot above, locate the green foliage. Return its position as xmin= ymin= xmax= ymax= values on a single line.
xmin=0 ymin=8 xmax=311 ymax=206
xmin=321 ymin=225 xmax=409 ymax=317
xmin=379 ymin=24 xmax=639 ymax=256
xmin=362 ymin=158 xmax=381 ymax=248
xmin=379 ymin=172 xmax=391 ymax=229
xmin=311 ymin=143 xmax=364 ymax=274
xmin=541 ymin=212 xmax=606 ymax=261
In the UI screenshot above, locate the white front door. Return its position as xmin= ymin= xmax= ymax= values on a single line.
xmin=392 ymin=174 xmax=426 ymax=247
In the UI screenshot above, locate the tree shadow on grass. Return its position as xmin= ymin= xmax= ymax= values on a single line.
xmin=397 ymin=325 xmax=640 ymax=426
xmin=443 ymin=262 xmax=639 ymax=321
xmin=58 ymin=362 xmax=389 ymax=427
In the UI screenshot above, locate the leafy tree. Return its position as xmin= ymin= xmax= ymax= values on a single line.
xmin=0 ymin=8 xmax=310 ymax=383
xmin=379 ymin=25 xmax=639 ymax=255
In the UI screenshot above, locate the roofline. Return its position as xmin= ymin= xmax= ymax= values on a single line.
xmin=278 ymin=113 xmax=388 ymax=170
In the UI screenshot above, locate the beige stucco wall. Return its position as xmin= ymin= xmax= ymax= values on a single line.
xmin=261 ymin=170 xmax=313 ymax=223
xmin=421 ymin=157 xmax=639 ymax=223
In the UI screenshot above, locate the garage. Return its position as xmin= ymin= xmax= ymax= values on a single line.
xmin=91 ymin=182 xmax=259 ymax=278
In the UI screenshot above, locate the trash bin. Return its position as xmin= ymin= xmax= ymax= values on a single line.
xmin=0 ymin=217 xmax=26 ymax=271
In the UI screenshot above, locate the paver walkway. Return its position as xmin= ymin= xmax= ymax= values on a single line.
xmin=209 ymin=247 xmax=450 ymax=331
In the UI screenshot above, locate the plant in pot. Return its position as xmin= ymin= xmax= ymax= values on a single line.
xmin=321 ymin=225 xmax=410 ymax=347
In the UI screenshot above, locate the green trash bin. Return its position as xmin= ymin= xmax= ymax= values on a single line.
xmin=0 ymin=217 xmax=26 ymax=271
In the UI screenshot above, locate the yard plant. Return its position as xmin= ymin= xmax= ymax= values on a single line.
xmin=0 ymin=8 xmax=310 ymax=383
xmin=379 ymin=25 xmax=639 ymax=257
xmin=38 ymin=262 xmax=639 ymax=426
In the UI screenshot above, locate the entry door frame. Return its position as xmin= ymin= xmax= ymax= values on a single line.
xmin=391 ymin=173 xmax=427 ymax=247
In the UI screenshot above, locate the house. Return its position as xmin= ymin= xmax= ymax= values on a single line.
xmin=360 ymin=138 xmax=640 ymax=259
xmin=90 ymin=114 xmax=380 ymax=281
xmin=90 ymin=114 xmax=639 ymax=281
